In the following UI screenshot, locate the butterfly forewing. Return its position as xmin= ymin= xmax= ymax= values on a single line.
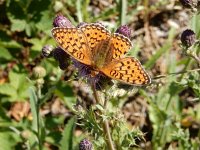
xmin=80 ymin=23 xmax=111 ymax=52
xmin=51 ymin=27 xmax=92 ymax=65
xmin=100 ymin=57 xmax=151 ymax=85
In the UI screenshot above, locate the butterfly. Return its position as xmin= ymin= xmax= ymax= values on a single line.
xmin=51 ymin=23 xmax=151 ymax=85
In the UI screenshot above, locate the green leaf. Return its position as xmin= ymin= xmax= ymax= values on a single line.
xmin=0 ymin=83 xmax=17 ymax=98
xmin=0 ymin=47 xmax=12 ymax=60
xmin=60 ymin=117 xmax=76 ymax=150
xmin=29 ymin=87 xmax=38 ymax=132
xmin=0 ymin=40 xmax=22 ymax=49
xmin=10 ymin=19 xmax=26 ymax=32
xmin=8 ymin=71 xmax=30 ymax=100
xmin=35 ymin=10 xmax=52 ymax=35
xmin=0 ymin=132 xmax=20 ymax=150
xmin=28 ymin=38 xmax=47 ymax=52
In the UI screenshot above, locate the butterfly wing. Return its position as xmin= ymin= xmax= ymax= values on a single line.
xmin=51 ymin=27 xmax=92 ymax=65
xmin=100 ymin=57 xmax=151 ymax=85
xmin=80 ymin=23 xmax=111 ymax=52
xmin=110 ymin=33 xmax=132 ymax=59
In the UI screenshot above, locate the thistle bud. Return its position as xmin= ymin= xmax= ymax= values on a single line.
xmin=179 ymin=0 xmax=194 ymax=8
xmin=115 ymin=25 xmax=131 ymax=39
xmin=32 ymin=66 xmax=46 ymax=79
xmin=53 ymin=14 xmax=74 ymax=28
xmin=79 ymin=139 xmax=93 ymax=150
xmin=42 ymin=45 xmax=54 ymax=57
xmin=181 ymin=29 xmax=196 ymax=47
xmin=53 ymin=47 xmax=70 ymax=70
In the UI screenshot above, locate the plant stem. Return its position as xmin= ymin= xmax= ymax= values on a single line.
xmin=189 ymin=53 xmax=200 ymax=67
xmin=36 ymin=87 xmax=42 ymax=150
xmin=153 ymin=67 xmax=200 ymax=80
xmin=91 ymin=82 xmax=115 ymax=150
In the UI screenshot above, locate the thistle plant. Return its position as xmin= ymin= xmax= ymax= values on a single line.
xmin=180 ymin=29 xmax=200 ymax=66
xmin=42 ymin=14 xmax=148 ymax=149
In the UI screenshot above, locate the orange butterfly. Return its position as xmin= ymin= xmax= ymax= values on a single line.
xmin=51 ymin=23 xmax=151 ymax=85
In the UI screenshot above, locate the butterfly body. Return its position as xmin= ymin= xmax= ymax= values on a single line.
xmin=52 ymin=23 xmax=151 ymax=85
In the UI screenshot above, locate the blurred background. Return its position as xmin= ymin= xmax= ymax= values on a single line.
xmin=0 ymin=0 xmax=200 ymax=149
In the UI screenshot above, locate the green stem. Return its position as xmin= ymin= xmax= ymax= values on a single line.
xmin=91 ymin=82 xmax=115 ymax=150
xmin=36 ymin=87 xmax=42 ymax=150
xmin=152 ymin=67 xmax=200 ymax=80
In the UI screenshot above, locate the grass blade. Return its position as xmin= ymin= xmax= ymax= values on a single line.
xmin=145 ymin=28 xmax=176 ymax=69
xmin=119 ymin=0 xmax=127 ymax=25
xmin=76 ymin=0 xmax=83 ymax=22
xmin=144 ymin=43 xmax=171 ymax=69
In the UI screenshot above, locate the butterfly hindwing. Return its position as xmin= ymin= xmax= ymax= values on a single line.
xmin=100 ymin=57 xmax=151 ymax=85
xmin=110 ymin=33 xmax=132 ymax=59
xmin=51 ymin=27 xmax=92 ymax=65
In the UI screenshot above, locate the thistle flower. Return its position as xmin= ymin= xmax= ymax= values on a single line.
xmin=115 ymin=25 xmax=131 ymax=39
xmin=53 ymin=14 xmax=74 ymax=28
xmin=72 ymin=58 xmax=92 ymax=77
xmin=179 ymin=0 xmax=195 ymax=8
xmin=79 ymin=139 xmax=93 ymax=150
xmin=53 ymin=47 xmax=70 ymax=70
xmin=181 ymin=29 xmax=196 ymax=47
xmin=72 ymin=58 xmax=111 ymax=90
xmin=42 ymin=45 xmax=54 ymax=57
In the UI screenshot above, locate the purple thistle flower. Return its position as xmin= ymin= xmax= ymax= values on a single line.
xmin=115 ymin=25 xmax=131 ymax=39
xmin=72 ymin=58 xmax=92 ymax=77
xmin=79 ymin=139 xmax=93 ymax=150
xmin=53 ymin=14 xmax=74 ymax=28
xmin=72 ymin=59 xmax=111 ymax=90
xmin=181 ymin=29 xmax=196 ymax=47
xmin=52 ymin=15 xmax=74 ymax=69
xmin=179 ymin=0 xmax=193 ymax=8
xmin=53 ymin=47 xmax=70 ymax=70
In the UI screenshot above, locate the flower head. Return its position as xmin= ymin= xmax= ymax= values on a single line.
xmin=32 ymin=66 xmax=46 ymax=79
xmin=115 ymin=25 xmax=131 ymax=39
xmin=72 ymin=58 xmax=92 ymax=77
xmin=179 ymin=0 xmax=194 ymax=8
xmin=53 ymin=14 xmax=74 ymax=28
xmin=181 ymin=29 xmax=196 ymax=47
xmin=72 ymin=59 xmax=111 ymax=90
xmin=79 ymin=139 xmax=93 ymax=150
